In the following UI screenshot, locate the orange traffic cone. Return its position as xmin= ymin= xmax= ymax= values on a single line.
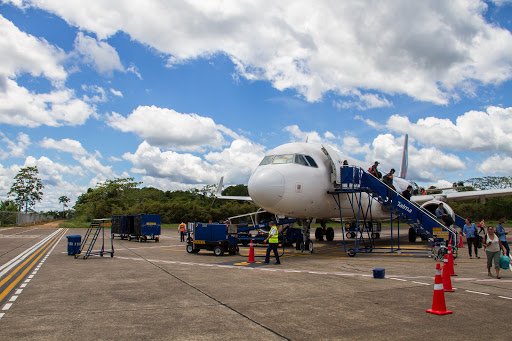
xmin=426 ymin=263 xmax=453 ymax=315
xmin=459 ymin=235 xmax=464 ymax=248
xmin=442 ymin=256 xmax=454 ymax=292
xmin=447 ymin=245 xmax=457 ymax=276
xmin=247 ymin=239 xmax=255 ymax=263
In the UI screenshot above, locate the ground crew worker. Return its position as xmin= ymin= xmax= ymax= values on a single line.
xmin=179 ymin=222 xmax=186 ymax=242
xmin=264 ymin=221 xmax=280 ymax=265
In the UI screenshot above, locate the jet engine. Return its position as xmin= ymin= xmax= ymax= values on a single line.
xmin=407 ymin=199 xmax=456 ymax=242
xmin=420 ymin=199 xmax=455 ymax=220
xmin=254 ymin=208 xmax=274 ymax=226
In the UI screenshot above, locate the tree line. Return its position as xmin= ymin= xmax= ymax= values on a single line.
xmin=72 ymin=178 xmax=255 ymax=223
xmin=3 ymin=166 xmax=512 ymax=223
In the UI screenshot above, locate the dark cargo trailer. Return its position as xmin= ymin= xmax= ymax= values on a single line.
xmin=126 ymin=214 xmax=161 ymax=242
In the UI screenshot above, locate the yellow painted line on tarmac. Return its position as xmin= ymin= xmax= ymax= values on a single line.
xmin=0 ymin=229 xmax=65 ymax=289
xmin=0 ymin=229 xmax=66 ymax=302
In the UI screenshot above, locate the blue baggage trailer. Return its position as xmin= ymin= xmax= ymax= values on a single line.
xmin=186 ymin=223 xmax=239 ymax=256
xmin=125 ymin=214 xmax=161 ymax=242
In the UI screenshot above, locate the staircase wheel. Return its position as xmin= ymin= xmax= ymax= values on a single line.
xmin=348 ymin=249 xmax=356 ymax=257
xmin=155 ymin=236 xmax=159 ymax=242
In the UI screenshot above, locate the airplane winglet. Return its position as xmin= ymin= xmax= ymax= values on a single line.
xmin=215 ymin=176 xmax=224 ymax=197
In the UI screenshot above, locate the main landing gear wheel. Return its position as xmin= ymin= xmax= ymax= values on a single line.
xmin=325 ymin=227 xmax=334 ymax=241
xmin=296 ymin=241 xmax=304 ymax=251
xmin=305 ymin=239 xmax=314 ymax=253
xmin=213 ymin=245 xmax=224 ymax=256
xmin=315 ymin=228 xmax=324 ymax=241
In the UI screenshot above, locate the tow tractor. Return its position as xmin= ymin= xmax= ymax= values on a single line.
xmin=186 ymin=219 xmax=302 ymax=256
xmin=186 ymin=223 xmax=239 ymax=256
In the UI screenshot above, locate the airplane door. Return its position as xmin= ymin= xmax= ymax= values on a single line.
xmin=321 ymin=145 xmax=343 ymax=185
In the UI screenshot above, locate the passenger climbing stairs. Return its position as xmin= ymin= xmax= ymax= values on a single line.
xmin=329 ymin=166 xmax=460 ymax=256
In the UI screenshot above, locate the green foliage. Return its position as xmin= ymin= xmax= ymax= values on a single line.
xmin=466 ymin=176 xmax=512 ymax=190
xmin=451 ymin=195 xmax=512 ymax=221
xmin=72 ymin=177 xmax=256 ymax=223
xmin=59 ymin=195 xmax=70 ymax=212
xmin=8 ymin=166 xmax=44 ymax=212
xmin=0 ymin=200 xmax=19 ymax=212
xmin=222 ymin=184 xmax=249 ymax=197
xmin=451 ymin=181 xmax=474 ymax=192
xmin=427 ymin=185 xmax=442 ymax=194
xmin=73 ymin=177 xmax=142 ymax=218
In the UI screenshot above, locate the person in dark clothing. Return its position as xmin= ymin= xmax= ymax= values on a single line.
xmin=402 ymin=185 xmax=413 ymax=201
xmin=368 ymin=161 xmax=381 ymax=179
xmin=382 ymin=169 xmax=396 ymax=190
xmin=435 ymin=203 xmax=454 ymax=227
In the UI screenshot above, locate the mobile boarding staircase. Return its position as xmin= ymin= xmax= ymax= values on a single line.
xmin=75 ymin=218 xmax=114 ymax=259
xmin=329 ymin=166 xmax=460 ymax=258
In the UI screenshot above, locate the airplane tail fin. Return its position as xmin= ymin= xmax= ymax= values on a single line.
xmin=399 ymin=134 xmax=408 ymax=179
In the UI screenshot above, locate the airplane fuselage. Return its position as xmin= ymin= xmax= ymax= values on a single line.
xmin=247 ymin=142 xmax=411 ymax=221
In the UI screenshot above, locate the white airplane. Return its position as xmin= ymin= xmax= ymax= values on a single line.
xmin=217 ymin=135 xmax=512 ymax=251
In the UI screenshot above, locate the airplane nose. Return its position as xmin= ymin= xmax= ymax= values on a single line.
xmin=248 ymin=168 xmax=285 ymax=207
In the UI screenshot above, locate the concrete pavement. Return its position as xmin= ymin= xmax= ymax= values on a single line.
xmin=0 ymin=223 xmax=510 ymax=340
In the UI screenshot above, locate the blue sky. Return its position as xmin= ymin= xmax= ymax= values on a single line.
xmin=1 ymin=0 xmax=512 ymax=211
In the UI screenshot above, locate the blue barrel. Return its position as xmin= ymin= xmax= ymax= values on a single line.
xmin=373 ymin=268 xmax=385 ymax=279
xmin=66 ymin=235 xmax=81 ymax=255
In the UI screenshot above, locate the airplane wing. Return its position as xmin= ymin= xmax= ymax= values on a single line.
xmin=215 ymin=176 xmax=253 ymax=201
xmin=216 ymin=195 xmax=253 ymax=201
xmin=412 ymin=188 xmax=512 ymax=205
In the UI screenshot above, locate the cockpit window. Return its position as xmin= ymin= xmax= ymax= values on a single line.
xmin=295 ymin=154 xmax=309 ymax=166
xmin=272 ymin=154 xmax=294 ymax=164
xmin=259 ymin=154 xmax=318 ymax=167
xmin=259 ymin=155 xmax=274 ymax=166
xmin=305 ymin=155 xmax=318 ymax=168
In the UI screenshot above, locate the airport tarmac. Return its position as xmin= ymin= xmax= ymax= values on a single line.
xmin=0 ymin=222 xmax=511 ymax=341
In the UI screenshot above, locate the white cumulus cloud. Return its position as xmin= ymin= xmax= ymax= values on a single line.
xmin=74 ymin=32 xmax=124 ymax=76
xmin=107 ymin=105 xmax=230 ymax=152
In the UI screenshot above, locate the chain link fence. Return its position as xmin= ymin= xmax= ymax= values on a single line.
xmin=0 ymin=211 xmax=54 ymax=226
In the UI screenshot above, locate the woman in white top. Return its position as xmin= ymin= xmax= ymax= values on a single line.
xmin=484 ymin=226 xmax=505 ymax=279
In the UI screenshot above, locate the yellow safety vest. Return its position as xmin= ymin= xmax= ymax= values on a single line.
xmin=269 ymin=226 xmax=279 ymax=243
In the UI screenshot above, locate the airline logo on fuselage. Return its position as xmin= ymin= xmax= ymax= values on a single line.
xmin=397 ymin=202 xmax=412 ymax=214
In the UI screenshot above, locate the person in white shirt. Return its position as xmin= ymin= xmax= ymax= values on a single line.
xmin=484 ymin=226 xmax=506 ymax=279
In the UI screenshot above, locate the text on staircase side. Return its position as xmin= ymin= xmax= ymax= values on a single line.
xmin=397 ymin=202 xmax=412 ymax=214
